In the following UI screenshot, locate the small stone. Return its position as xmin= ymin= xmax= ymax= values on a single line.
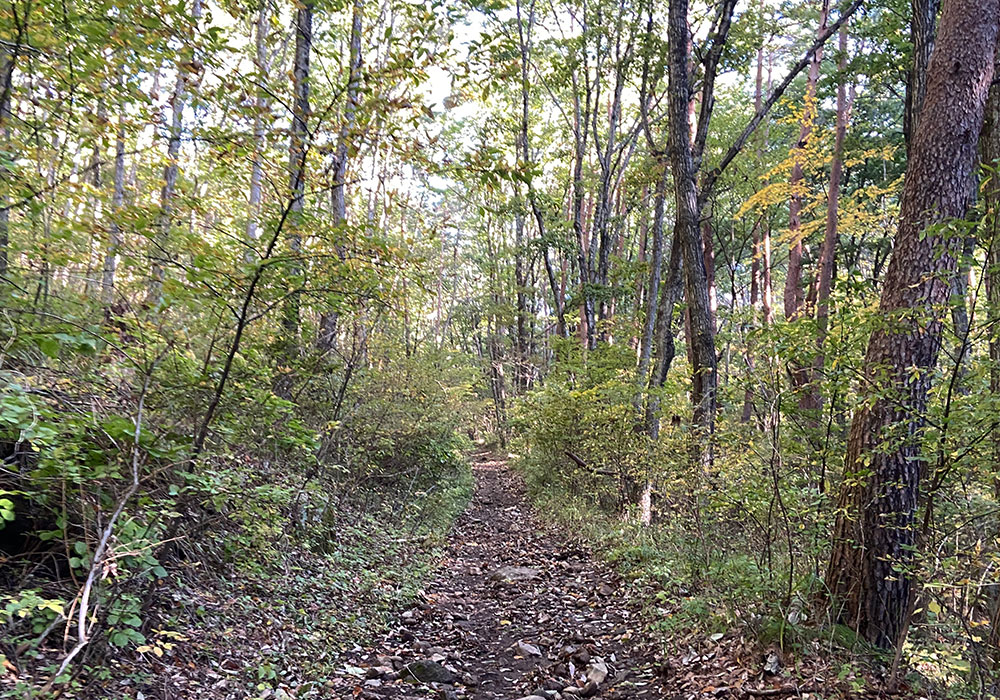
xmin=488 ymin=566 xmax=541 ymax=583
xmin=517 ymin=640 xmax=543 ymax=657
xmin=585 ymin=658 xmax=608 ymax=685
xmin=401 ymin=660 xmax=457 ymax=684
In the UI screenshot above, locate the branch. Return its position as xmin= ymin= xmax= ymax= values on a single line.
xmin=41 ymin=350 xmax=165 ymax=692
xmin=700 ymin=0 xmax=864 ymax=197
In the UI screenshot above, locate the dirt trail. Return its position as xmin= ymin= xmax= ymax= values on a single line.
xmin=334 ymin=452 xmax=663 ymax=699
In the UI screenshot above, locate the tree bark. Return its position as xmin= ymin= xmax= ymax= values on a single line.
xmin=0 ymin=47 xmax=15 ymax=281
xmin=277 ymin=0 xmax=313 ymax=396
xmin=904 ymin=0 xmax=941 ymax=154
xmin=101 ymin=108 xmax=126 ymax=308
xmin=825 ymin=0 xmax=999 ymax=648
xmin=667 ymin=0 xmax=718 ymax=465
xmin=245 ymin=0 xmax=271 ymax=263
xmin=809 ymin=25 xmax=853 ymax=412
xmin=982 ymin=36 xmax=1000 ymax=673
xmin=784 ymin=0 xmax=829 ymax=323
xmin=148 ymin=0 xmax=203 ymax=307
xmin=317 ymin=0 xmax=363 ymax=352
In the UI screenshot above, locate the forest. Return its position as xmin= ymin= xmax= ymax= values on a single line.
xmin=1 ymin=0 xmax=999 ymax=697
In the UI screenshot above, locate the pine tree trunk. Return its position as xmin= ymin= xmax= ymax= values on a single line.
xmin=825 ymin=0 xmax=999 ymax=648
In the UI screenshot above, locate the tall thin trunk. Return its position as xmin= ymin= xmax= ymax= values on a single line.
xmin=784 ymin=0 xmax=829 ymax=322
xmin=517 ymin=0 xmax=565 ymax=337
xmin=0 ymin=48 xmax=14 ymax=281
xmin=982 ymin=41 xmax=1000 ymax=671
xmin=636 ymin=163 xmax=669 ymax=418
xmin=645 ymin=230 xmax=683 ymax=437
xmin=743 ymin=45 xmax=768 ymax=423
xmin=668 ymin=0 xmax=718 ymax=466
xmin=317 ymin=0 xmax=363 ymax=352
xmin=277 ymin=0 xmax=313 ymax=396
xmin=245 ymin=0 xmax=271 ymax=262
xmin=101 ymin=110 xmax=126 ymax=308
xmin=809 ymin=25 xmax=853 ymax=412
xmin=826 ymin=0 xmax=999 ymax=647
xmin=148 ymin=0 xmax=203 ymax=307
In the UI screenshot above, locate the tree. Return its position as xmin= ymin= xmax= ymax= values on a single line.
xmin=276 ymin=0 xmax=314 ymax=396
xmin=825 ymin=0 xmax=1000 ymax=648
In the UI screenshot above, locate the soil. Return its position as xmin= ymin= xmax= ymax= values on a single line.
xmin=333 ymin=451 xmax=665 ymax=699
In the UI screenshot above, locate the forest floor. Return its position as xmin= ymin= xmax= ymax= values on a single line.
xmin=330 ymin=451 xmax=665 ymax=699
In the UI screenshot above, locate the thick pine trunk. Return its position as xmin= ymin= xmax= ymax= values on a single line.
xmin=904 ymin=0 xmax=941 ymax=154
xmin=825 ymin=0 xmax=999 ymax=647
xmin=982 ymin=40 xmax=1000 ymax=672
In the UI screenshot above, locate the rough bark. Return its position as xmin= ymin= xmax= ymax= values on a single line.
xmin=667 ymin=0 xmax=718 ymax=463
xmin=904 ymin=0 xmax=941 ymax=154
xmin=825 ymin=0 xmax=999 ymax=648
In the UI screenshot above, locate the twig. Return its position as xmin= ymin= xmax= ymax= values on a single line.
xmin=40 ymin=350 xmax=165 ymax=693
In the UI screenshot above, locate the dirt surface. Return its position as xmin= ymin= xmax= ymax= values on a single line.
xmin=334 ymin=451 xmax=664 ymax=699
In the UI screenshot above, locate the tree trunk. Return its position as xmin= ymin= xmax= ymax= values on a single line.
xmin=0 ymin=48 xmax=14 ymax=281
xmin=825 ymin=0 xmax=999 ymax=648
xmin=101 ymin=109 xmax=126 ymax=308
xmin=317 ymin=0 xmax=363 ymax=352
xmin=245 ymin=0 xmax=271 ymax=263
xmin=148 ymin=0 xmax=203 ymax=307
xmin=668 ymin=0 xmax=717 ymax=465
xmin=277 ymin=0 xmax=313 ymax=396
xmin=982 ymin=37 xmax=1000 ymax=675
xmin=516 ymin=0 xmax=565 ymax=338
xmin=904 ymin=0 xmax=941 ymax=154
xmin=809 ymin=25 xmax=853 ymax=411
xmin=636 ymin=162 xmax=669 ymax=420
xmin=784 ymin=0 xmax=829 ymax=323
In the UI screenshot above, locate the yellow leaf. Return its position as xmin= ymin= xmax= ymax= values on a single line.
xmin=927 ymin=600 xmax=941 ymax=614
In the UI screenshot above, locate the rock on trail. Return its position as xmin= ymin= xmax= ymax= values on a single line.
xmin=334 ymin=452 xmax=662 ymax=699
